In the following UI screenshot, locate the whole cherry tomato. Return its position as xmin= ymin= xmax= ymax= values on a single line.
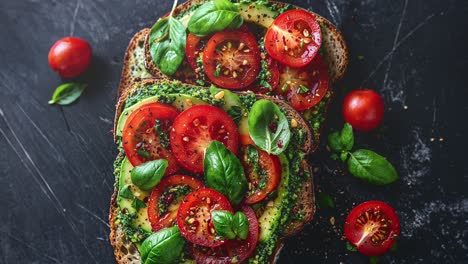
xmin=342 ymin=89 xmax=384 ymax=131
xmin=48 ymin=37 xmax=92 ymax=78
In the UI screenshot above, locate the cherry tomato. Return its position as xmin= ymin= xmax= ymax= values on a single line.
xmin=203 ymin=30 xmax=261 ymax=89
xmin=186 ymin=33 xmax=207 ymax=71
xmin=122 ymin=102 xmax=180 ymax=175
xmin=48 ymin=37 xmax=92 ymax=78
xmin=147 ymin=175 xmax=204 ymax=231
xmin=265 ymin=10 xmax=321 ymax=68
xmin=177 ymin=188 xmax=233 ymax=247
xmin=249 ymin=56 xmax=280 ymax=94
xmin=240 ymin=146 xmax=281 ymax=204
xmin=344 ymin=201 xmax=400 ymax=256
xmin=342 ymin=89 xmax=384 ymax=131
xmin=170 ymin=105 xmax=239 ymax=173
xmin=277 ymin=54 xmax=329 ymax=111
xmin=191 ymin=205 xmax=259 ymax=263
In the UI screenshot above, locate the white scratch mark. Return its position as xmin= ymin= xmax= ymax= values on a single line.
xmin=99 ymin=116 xmax=112 ymax=125
xmin=361 ymin=13 xmax=436 ymax=86
xmin=76 ymin=203 xmax=110 ymax=228
xmin=432 ymin=97 xmax=438 ymax=130
xmin=70 ymin=0 xmax=81 ymax=36
xmin=382 ymin=0 xmax=408 ymax=90
xmin=325 ymin=0 xmax=341 ymax=26
xmin=400 ymin=128 xmax=432 ymax=186
xmin=2 ymin=231 xmax=60 ymax=263
xmin=0 ymin=108 xmax=98 ymax=263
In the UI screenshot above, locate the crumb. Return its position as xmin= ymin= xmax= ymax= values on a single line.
xmin=430 ymin=138 xmax=435 ymax=142
xmin=403 ymin=105 xmax=409 ymax=110
xmin=330 ymin=216 xmax=335 ymax=225
xmin=439 ymin=137 xmax=444 ymax=142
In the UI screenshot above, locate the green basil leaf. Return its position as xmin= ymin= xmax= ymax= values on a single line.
xmin=131 ymin=160 xmax=168 ymax=191
xmin=48 ymin=83 xmax=86 ymax=106
xmin=347 ymin=149 xmax=399 ymax=185
xmin=327 ymin=123 xmax=354 ymax=152
xmin=132 ymin=198 xmax=147 ymax=211
xmin=204 ymin=141 xmax=247 ymax=205
xmin=188 ymin=0 xmax=243 ymax=37
xmin=248 ymin=99 xmax=291 ymax=155
xmin=119 ymin=184 xmax=133 ymax=199
xmin=340 ymin=151 xmax=349 ymax=162
xmin=327 ymin=131 xmax=342 ymax=152
xmin=140 ymin=226 xmax=185 ymax=264
xmin=137 ymin=149 xmax=151 ymax=159
xmin=212 ymin=210 xmax=236 ymax=239
xmin=232 ymin=212 xmax=249 ymax=240
xmin=149 ymin=16 xmax=186 ymax=75
xmin=345 ymin=241 xmax=357 ymax=252
xmin=316 ymin=193 xmax=334 ymax=209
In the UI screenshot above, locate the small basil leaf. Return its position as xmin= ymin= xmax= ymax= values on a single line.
xmin=248 ymin=99 xmax=291 ymax=155
xmin=345 ymin=241 xmax=357 ymax=252
xmin=48 ymin=83 xmax=86 ymax=106
xmin=316 ymin=193 xmax=334 ymax=209
xmin=327 ymin=131 xmax=343 ymax=152
xmin=347 ymin=149 xmax=399 ymax=185
xmin=132 ymin=198 xmax=147 ymax=211
xmin=212 ymin=210 xmax=235 ymax=240
xmin=340 ymin=151 xmax=349 ymax=162
xmin=188 ymin=0 xmax=243 ymax=37
xmin=119 ymin=184 xmax=133 ymax=199
xmin=340 ymin=123 xmax=354 ymax=151
xmin=137 ymin=149 xmax=151 ymax=159
xmin=131 ymin=159 xmax=168 ymax=191
xmin=149 ymin=16 xmax=186 ymax=75
xmin=204 ymin=141 xmax=247 ymax=205
xmin=232 ymin=212 xmax=249 ymax=240
xmin=140 ymin=226 xmax=185 ymax=264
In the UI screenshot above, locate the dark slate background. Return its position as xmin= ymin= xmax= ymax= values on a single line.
xmin=1 ymin=0 xmax=467 ymax=263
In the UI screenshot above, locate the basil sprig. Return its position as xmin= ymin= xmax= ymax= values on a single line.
xmin=131 ymin=159 xmax=168 ymax=191
xmin=212 ymin=210 xmax=249 ymax=240
xmin=140 ymin=226 xmax=185 ymax=264
xmin=328 ymin=123 xmax=399 ymax=185
xmin=48 ymin=83 xmax=86 ymax=105
xmin=248 ymin=99 xmax=291 ymax=155
xmin=188 ymin=0 xmax=243 ymax=37
xmin=148 ymin=0 xmax=186 ymax=75
xmin=204 ymin=141 xmax=247 ymax=205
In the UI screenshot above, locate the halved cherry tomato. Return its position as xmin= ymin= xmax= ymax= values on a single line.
xmin=191 ymin=205 xmax=259 ymax=263
xmin=122 ymin=102 xmax=180 ymax=175
xmin=344 ymin=201 xmax=400 ymax=256
xmin=177 ymin=188 xmax=233 ymax=247
xmin=170 ymin=105 xmax=239 ymax=173
xmin=240 ymin=146 xmax=281 ymax=204
xmin=265 ymin=9 xmax=322 ymax=68
xmin=249 ymin=56 xmax=280 ymax=94
xmin=203 ymin=30 xmax=261 ymax=89
xmin=186 ymin=33 xmax=207 ymax=71
xmin=147 ymin=175 xmax=204 ymax=231
xmin=277 ymin=54 xmax=329 ymax=111
xmin=48 ymin=37 xmax=92 ymax=78
xmin=342 ymin=89 xmax=384 ymax=132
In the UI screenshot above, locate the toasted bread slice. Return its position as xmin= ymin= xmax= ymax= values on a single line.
xmin=110 ymin=78 xmax=315 ymax=263
xmin=143 ymin=0 xmax=348 ymax=84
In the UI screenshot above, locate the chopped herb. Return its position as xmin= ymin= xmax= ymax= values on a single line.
xmin=299 ymin=84 xmax=309 ymax=94
xmin=357 ymin=55 xmax=365 ymax=60
xmin=132 ymin=198 xmax=147 ymax=211
xmin=226 ymin=105 xmax=243 ymax=125
xmin=346 ymin=241 xmax=358 ymax=252
xmin=316 ymin=193 xmax=334 ymax=209
xmin=154 ymin=119 xmax=170 ymax=148
xmin=137 ymin=149 xmax=150 ymax=159
xmin=214 ymin=64 xmax=222 ymax=77
xmin=281 ymin=84 xmax=288 ymax=92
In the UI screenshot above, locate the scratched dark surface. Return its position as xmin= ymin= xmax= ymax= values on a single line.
xmin=0 ymin=0 xmax=467 ymax=263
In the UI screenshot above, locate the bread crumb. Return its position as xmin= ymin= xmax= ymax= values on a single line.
xmin=330 ymin=216 xmax=335 ymax=225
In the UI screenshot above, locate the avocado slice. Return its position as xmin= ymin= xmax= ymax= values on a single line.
xmin=257 ymin=153 xmax=289 ymax=242
xmin=210 ymin=86 xmax=249 ymax=136
xmin=238 ymin=2 xmax=278 ymax=28
xmin=116 ymin=94 xmax=207 ymax=137
xmin=117 ymin=158 xmax=152 ymax=232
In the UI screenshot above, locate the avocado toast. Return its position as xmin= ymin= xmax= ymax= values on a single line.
xmin=110 ymin=0 xmax=348 ymax=263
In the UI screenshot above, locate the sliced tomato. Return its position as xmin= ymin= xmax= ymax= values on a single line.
xmin=249 ymin=56 xmax=280 ymax=94
xmin=170 ymin=105 xmax=239 ymax=173
xmin=240 ymin=146 xmax=281 ymax=204
xmin=186 ymin=33 xmax=207 ymax=71
xmin=191 ymin=205 xmax=259 ymax=263
xmin=277 ymin=54 xmax=329 ymax=111
xmin=177 ymin=188 xmax=234 ymax=247
xmin=122 ymin=102 xmax=180 ymax=175
xmin=265 ymin=9 xmax=322 ymax=68
xmin=203 ymin=30 xmax=261 ymax=89
xmin=147 ymin=175 xmax=204 ymax=231
xmin=344 ymin=201 xmax=400 ymax=256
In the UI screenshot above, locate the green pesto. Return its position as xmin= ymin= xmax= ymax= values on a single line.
xmin=116 ymin=212 xmax=152 ymax=244
xmin=113 ymin=153 xmax=125 ymax=188
xmin=239 ymin=94 xmax=257 ymax=110
xmin=237 ymin=0 xmax=294 ymax=17
xmin=158 ymin=185 xmax=191 ymax=215
xmin=303 ymin=91 xmax=331 ymax=134
xmin=154 ymin=119 xmax=170 ymax=148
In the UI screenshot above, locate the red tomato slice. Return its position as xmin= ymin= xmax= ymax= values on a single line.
xmin=265 ymin=9 xmax=322 ymax=68
xmin=277 ymin=54 xmax=329 ymax=111
xmin=147 ymin=175 xmax=204 ymax=231
xmin=186 ymin=33 xmax=207 ymax=71
xmin=177 ymin=188 xmax=234 ymax=247
xmin=344 ymin=201 xmax=400 ymax=256
xmin=170 ymin=105 xmax=239 ymax=173
xmin=240 ymin=146 xmax=281 ymax=204
xmin=191 ymin=205 xmax=259 ymax=263
xmin=122 ymin=102 xmax=180 ymax=175
xmin=249 ymin=56 xmax=280 ymax=94
xmin=203 ymin=30 xmax=261 ymax=89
